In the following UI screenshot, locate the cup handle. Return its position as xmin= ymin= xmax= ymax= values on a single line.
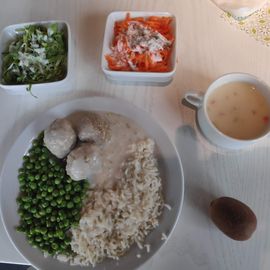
xmin=184 ymin=92 xmax=204 ymax=109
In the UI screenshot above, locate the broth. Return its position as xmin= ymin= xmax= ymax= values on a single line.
xmin=207 ymin=82 xmax=270 ymax=140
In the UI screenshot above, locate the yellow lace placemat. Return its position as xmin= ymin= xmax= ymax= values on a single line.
xmin=221 ymin=1 xmax=270 ymax=46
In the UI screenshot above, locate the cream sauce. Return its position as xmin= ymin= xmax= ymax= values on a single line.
xmin=207 ymin=82 xmax=270 ymax=140
xmin=67 ymin=112 xmax=147 ymax=188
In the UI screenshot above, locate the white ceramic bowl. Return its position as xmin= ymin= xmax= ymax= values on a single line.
xmin=0 ymin=20 xmax=71 ymax=95
xmin=184 ymin=73 xmax=270 ymax=149
xmin=0 ymin=97 xmax=184 ymax=270
xmin=101 ymin=11 xmax=177 ymax=84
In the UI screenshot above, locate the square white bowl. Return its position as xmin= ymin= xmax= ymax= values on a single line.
xmin=101 ymin=11 xmax=177 ymax=84
xmin=0 ymin=20 xmax=71 ymax=95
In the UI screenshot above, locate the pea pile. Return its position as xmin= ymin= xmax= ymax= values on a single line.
xmin=16 ymin=132 xmax=89 ymax=256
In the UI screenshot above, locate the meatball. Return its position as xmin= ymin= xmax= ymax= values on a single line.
xmin=66 ymin=143 xmax=102 ymax=181
xmin=44 ymin=118 xmax=76 ymax=159
xmin=77 ymin=113 xmax=111 ymax=145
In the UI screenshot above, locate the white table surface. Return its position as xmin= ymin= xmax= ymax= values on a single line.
xmin=1 ymin=0 xmax=270 ymax=269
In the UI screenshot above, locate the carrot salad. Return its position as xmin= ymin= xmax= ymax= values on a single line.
xmin=105 ymin=13 xmax=174 ymax=72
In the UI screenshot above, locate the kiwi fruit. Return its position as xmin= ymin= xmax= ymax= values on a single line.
xmin=209 ymin=197 xmax=257 ymax=241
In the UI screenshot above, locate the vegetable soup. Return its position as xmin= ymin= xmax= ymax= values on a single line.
xmin=207 ymin=82 xmax=270 ymax=140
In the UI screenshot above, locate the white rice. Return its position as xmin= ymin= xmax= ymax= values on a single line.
xmin=164 ymin=203 xmax=172 ymax=211
xmin=144 ymin=244 xmax=151 ymax=253
xmin=61 ymin=139 xmax=163 ymax=266
xmin=161 ymin=233 xmax=168 ymax=241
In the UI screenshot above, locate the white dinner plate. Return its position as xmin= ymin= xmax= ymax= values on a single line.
xmin=0 ymin=97 xmax=184 ymax=270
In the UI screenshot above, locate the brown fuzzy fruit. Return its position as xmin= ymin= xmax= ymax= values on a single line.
xmin=209 ymin=197 xmax=257 ymax=241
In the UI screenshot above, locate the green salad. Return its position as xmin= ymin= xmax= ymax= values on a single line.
xmin=2 ymin=23 xmax=67 ymax=94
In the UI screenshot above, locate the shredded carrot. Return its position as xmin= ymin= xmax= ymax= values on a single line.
xmin=105 ymin=13 xmax=174 ymax=72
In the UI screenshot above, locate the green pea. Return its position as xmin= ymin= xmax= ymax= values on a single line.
xmin=39 ymin=209 xmax=46 ymax=216
xmin=67 ymin=202 xmax=74 ymax=209
xmin=23 ymin=155 xmax=29 ymax=162
xmin=22 ymin=196 xmax=30 ymax=202
xmin=37 ymin=132 xmax=44 ymax=140
xmin=30 ymin=208 xmax=37 ymax=214
xmin=54 ymin=178 xmax=61 ymax=185
xmin=32 ymin=139 xmax=39 ymax=147
xmin=34 ymin=148 xmax=41 ymax=154
xmin=73 ymin=196 xmax=81 ymax=204
xmin=42 ymin=201 xmax=49 ymax=208
xmin=46 ymin=195 xmax=53 ymax=201
xmin=30 ymin=182 xmax=37 ymax=190
xmin=52 ymin=190 xmax=59 ymax=197
xmin=41 ymin=147 xmax=48 ymax=153
xmin=49 ymin=158 xmax=56 ymax=166
xmin=16 ymin=226 xmax=25 ymax=233
xmin=65 ymin=194 xmax=70 ymax=200
xmin=72 ymin=209 xmax=79 ymax=216
xmin=40 ymin=227 xmax=47 ymax=235
xmin=74 ymin=185 xmax=82 ymax=192
xmin=30 ymin=157 xmax=36 ymax=163
xmin=83 ymin=181 xmax=90 ymax=189
xmin=41 ymin=191 xmax=47 ymax=197
xmin=41 ymin=160 xmax=47 ymax=166
xmin=18 ymin=209 xmax=24 ymax=216
xmin=63 ymin=220 xmax=69 ymax=228
xmin=55 ymin=197 xmax=62 ymax=205
xmin=50 ymin=216 xmax=56 ymax=222
xmin=26 ymin=163 xmax=33 ymax=170
xmin=59 ymin=190 xmax=65 ymax=196
xmin=64 ymin=238 xmax=70 ymax=245
xmin=18 ymin=174 xmax=25 ymax=182
xmin=24 ymin=203 xmax=31 ymax=210
xmin=18 ymin=168 xmax=25 ymax=174
xmin=46 ymin=207 xmax=52 ymax=214
xmin=52 ymin=243 xmax=59 ymax=250
xmin=35 ymin=236 xmax=42 ymax=242
xmin=57 ymin=231 xmax=65 ymax=239
xmin=46 ymin=220 xmax=52 ymax=228
xmin=26 ymin=220 xmax=32 ymax=225
xmin=66 ymin=178 xmax=72 ymax=183
xmin=60 ymin=201 xmax=67 ymax=208
xmin=50 ymin=201 xmax=57 ymax=207
xmin=28 ymin=175 xmax=35 ymax=181
xmin=76 ymin=212 xmax=81 ymax=219
xmin=34 ymin=213 xmax=41 ymax=219
xmin=24 ymin=214 xmax=32 ymax=221
xmin=47 ymin=186 xmax=53 ymax=193
xmin=35 ymin=164 xmax=41 ymax=170
xmin=48 ymin=172 xmax=54 ymax=178
xmin=40 ymin=154 xmax=47 ymax=160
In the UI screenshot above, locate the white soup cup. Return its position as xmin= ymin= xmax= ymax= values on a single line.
xmin=184 ymin=73 xmax=270 ymax=149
